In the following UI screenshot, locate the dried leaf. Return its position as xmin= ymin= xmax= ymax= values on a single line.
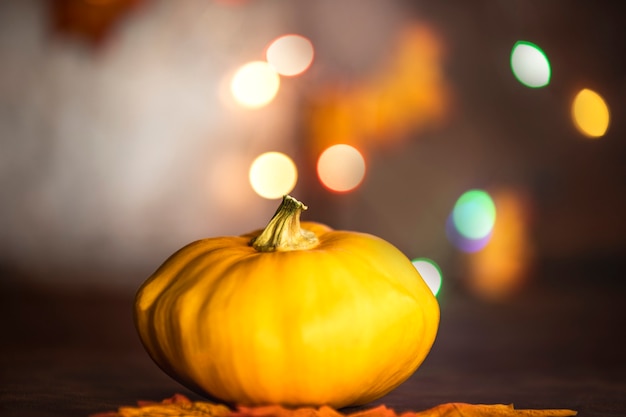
xmin=347 ymin=405 xmax=398 ymax=417
xmin=91 ymin=395 xmax=576 ymax=417
xmin=91 ymin=394 xmax=231 ymax=417
xmin=404 ymin=403 xmax=577 ymax=417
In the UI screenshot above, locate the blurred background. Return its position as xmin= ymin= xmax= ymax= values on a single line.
xmin=1 ymin=1 xmax=626 ymax=416
xmin=2 ymin=0 xmax=625 ymax=299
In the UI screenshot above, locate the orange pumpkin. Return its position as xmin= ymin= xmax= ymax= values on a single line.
xmin=135 ymin=195 xmax=439 ymax=408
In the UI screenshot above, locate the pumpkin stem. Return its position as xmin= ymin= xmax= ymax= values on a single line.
xmin=250 ymin=195 xmax=319 ymax=252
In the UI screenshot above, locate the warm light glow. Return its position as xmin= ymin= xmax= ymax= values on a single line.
xmin=452 ymin=190 xmax=496 ymax=240
xmin=510 ymin=41 xmax=551 ymax=88
xmin=230 ymin=61 xmax=280 ymax=108
xmin=317 ymin=144 xmax=366 ymax=193
xmin=306 ymin=25 xmax=449 ymax=154
xmin=209 ymin=153 xmax=250 ymax=210
xmin=249 ymin=152 xmax=297 ymax=199
xmin=84 ymin=0 xmax=116 ymax=5
xmin=214 ymin=0 xmax=249 ymax=5
xmin=572 ymin=88 xmax=610 ymax=138
xmin=412 ymin=258 xmax=443 ymax=296
xmin=467 ymin=189 xmax=533 ymax=300
xmin=266 ymin=34 xmax=314 ymax=77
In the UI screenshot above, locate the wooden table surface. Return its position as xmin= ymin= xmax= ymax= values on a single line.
xmin=1 ymin=260 xmax=625 ymax=417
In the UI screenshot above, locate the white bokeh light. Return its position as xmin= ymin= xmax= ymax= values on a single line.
xmin=412 ymin=258 xmax=443 ymax=296
xmin=230 ymin=61 xmax=280 ymax=108
xmin=266 ymin=34 xmax=315 ymax=76
xmin=249 ymin=152 xmax=298 ymax=199
xmin=510 ymin=41 xmax=551 ymax=88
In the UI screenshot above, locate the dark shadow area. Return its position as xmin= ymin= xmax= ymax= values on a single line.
xmin=2 ymin=258 xmax=625 ymax=417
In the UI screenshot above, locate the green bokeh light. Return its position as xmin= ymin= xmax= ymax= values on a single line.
xmin=452 ymin=189 xmax=496 ymax=240
xmin=511 ymin=40 xmax=551 ymax=88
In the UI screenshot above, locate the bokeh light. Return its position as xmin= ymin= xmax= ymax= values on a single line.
xmin=446 ymin=214 xmax=492 ymax=253
xmin=317 ymin=144 xmax=366 ymax=193
xmin=249 ymin=152 xmax=297 ymax=199
xmin=266 ymin=34 xmax=314 ymax=77
xmin=466 ymin=189 xmax=533 ymax=300
xmin=452 ymin=189 xmax=496 ymax=240
xmin=230 ymin=61 xmax=280 ymax=108
xmin=510 ymin=40 xmax=551 ymax=88
xmin=572 ymin=88 xmax=610 ymax=138
xmin=412 ymin=258 xmax=443 ymax=297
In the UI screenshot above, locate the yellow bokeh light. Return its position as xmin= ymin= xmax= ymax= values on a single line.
xmin=249 ymin=152 xmax=298 ymax=199
xmin=317 ymin=144 xmax=366 ymax=193
xmin=230 ymin=61 xmax=280 ymax=109
xmin=572 ymin=88 xmax=610 ymax=138
xmin=266 ymin=34 xmax=314 ymax=77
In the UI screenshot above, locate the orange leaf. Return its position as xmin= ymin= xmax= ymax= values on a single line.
xmin=404 ymin=403 xmax=577 ymax=417
xmin=91 ymin=395 xmax=576 ymax=417
xmin=346 ymin=405 xmax=399 ymax=417
xmin=90 ymin=394 xmax=231 ymax=417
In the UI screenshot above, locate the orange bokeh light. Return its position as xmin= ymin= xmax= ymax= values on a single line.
xmin=317 ymin=144 xmax=366 ymax=193
xmin=467 ymin=189 xmax=534 ymax=300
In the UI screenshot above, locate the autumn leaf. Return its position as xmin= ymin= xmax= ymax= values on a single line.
xmin=90 ymin=393 xmax=231 ymax=417
xmin=91 ymin=395 xmax=576 ymax=417
xmin=405 ymin=403 xmax=577 ymax=417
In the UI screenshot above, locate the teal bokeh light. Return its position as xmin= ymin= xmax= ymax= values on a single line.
xmin=452 ymin=189 xmax=496 ymax=240
xmin=510 ymin=40 xmax=551 ymax=88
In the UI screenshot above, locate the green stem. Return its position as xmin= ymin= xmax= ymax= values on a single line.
xmin=250 ymin=195 xmax=319 ymax=252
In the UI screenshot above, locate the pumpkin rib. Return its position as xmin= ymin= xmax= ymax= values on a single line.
xmin=281 ymin=248 xmax=421 ymax=406
xmin=137 ymin=240 xmax=253 ymax=399
xmin=177 ymin=249 xmax=242 ymax=393
xmin=211 ymin=253 xmax=285 ymax=405
xmin=217 ymin=251 xmax=326 ymax=405
xmin=178 ymin=247 xmax=271 ymax=404
xmin=314 ymin=234 xmax=439 ymax=401
xmin=319 ymin=232 xmax=423 ymax=302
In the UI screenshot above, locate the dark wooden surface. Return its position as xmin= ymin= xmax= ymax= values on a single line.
xmin=1 ymin=260 xmax=625 ymax=417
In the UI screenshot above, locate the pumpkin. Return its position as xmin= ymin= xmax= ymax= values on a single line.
xmin=134 ymin=195 xmax=439 ymax=408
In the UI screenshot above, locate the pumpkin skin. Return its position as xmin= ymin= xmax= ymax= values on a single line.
xmin=134 ymin=196 xmax=439 ymax=408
